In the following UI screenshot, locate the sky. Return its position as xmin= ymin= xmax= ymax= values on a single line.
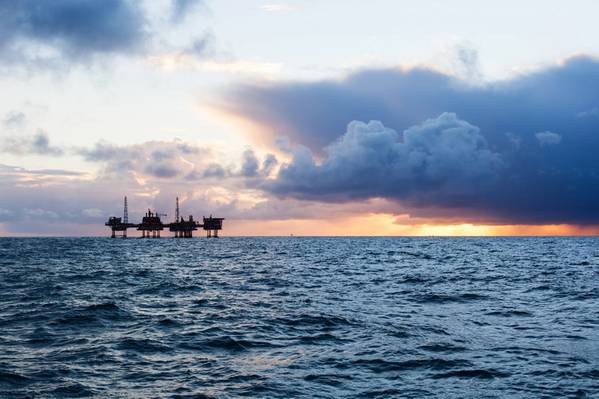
xmin=1 ymin=0 xmax=599 ymax=236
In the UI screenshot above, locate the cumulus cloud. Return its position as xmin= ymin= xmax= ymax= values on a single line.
xmin=535 ymin=131 xmax=561 ymax=146
xmin=269 ymin=113 xmax=503 ymax=202
xmin=264 ymin=111 xmax=599 ymax=224
xmin=240 ymin=149 xmax=260 ymax=177
xmin=262 ymin=153 xmax=278 ymax=176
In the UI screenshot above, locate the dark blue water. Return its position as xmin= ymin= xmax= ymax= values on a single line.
xmin=0 ymin=237 xmax=598 ymax=398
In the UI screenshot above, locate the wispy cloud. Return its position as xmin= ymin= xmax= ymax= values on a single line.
xmin=147 ymin=53 xmax=283 ymax=76
xmin=1 ymin=130 xmax=63 ymax=156
xmin=260 ymin=4 xmax=300 ymax=12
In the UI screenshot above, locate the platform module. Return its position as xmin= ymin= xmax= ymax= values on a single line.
xmin=105 ymin=196 xmax=224 ymax=238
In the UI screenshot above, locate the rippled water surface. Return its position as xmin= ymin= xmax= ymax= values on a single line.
xmin=0 ymin=237 xmax=598 ymax=398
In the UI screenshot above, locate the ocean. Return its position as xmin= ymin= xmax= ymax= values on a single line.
xmin=0 ymin=237 xmax=597 ymax=398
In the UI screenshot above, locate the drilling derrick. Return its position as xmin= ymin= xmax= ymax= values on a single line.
xmin=123 ymin=196 xmax=129 ymax=224
xmin=123 ymin=196 xmax=128 ymax=237
xmin=105 ymin=195 xmax=136 ymax=238
xmin=169 ymin=197 xmax=199 ymax=238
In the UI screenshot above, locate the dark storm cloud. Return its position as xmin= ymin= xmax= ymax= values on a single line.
xmin=220 ymin=56 xmax=599 ymax=224
xmin=265 ymin=112 xmax=599 ymax=224
xmin=269 ymin=113 xmax=504 ymax=206
xmin=0 ymin=0 xmax=148 ymax=63
xmin=220 ymin=56 xmax=599 ymax=154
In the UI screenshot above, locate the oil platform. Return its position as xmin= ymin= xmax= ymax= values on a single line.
xmin=105 ymin=196 xmax=224 ymax=238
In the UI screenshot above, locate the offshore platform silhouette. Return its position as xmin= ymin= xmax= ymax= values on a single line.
xmin=105 ymin=197 xmax=224 ymax=238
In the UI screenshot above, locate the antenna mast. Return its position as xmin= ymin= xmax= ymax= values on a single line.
xmin=123 ymin=196 xmax=128 ymax=224
xmin=175 ymin=196 xmax=180 ymax=222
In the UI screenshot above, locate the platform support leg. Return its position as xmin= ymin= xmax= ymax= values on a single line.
xmin=214 ymin=230 xmax=218 ymax=238
xmin=111 ymin=229 xmax=116 ymax=238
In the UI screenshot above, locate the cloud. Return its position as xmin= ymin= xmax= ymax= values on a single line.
xmin=81 ymin=208 xmax=103 ymax=218
xmin=268 ymin=113 xmax=503 ymax=203
xmin=77 ymin=139 xmax=215 ymax=179
xmin=455 ymin=45 xmax=482 ymax=82
xmin=213 ymin=56 xmax=599 ymax=225
xmin=260 ymin=4 xmax=299 ymax=12
xmin=0 ymin=0 xmax=149 ymax=66
xmin=147 ymin=54 xmax=282 ymax=76
xmin=577 ymin=107 xmax=599 ymax=118
xmin=1 ymin=130 xmax=63 ymax=156
xmin=201 ymin=163 xmax=227 ymax=178
xmin=535 ymin=131 xmax=561 ymax=146
xmin=144 ymin=163 xmax=180 ymax=178
xmin=264 ymin=111 xmax=599 ymax=225
xmin=262 ymin=153 xmax=278 ymax=176
xmin=171 ymin=0 xmax=204 ymax=23
xmin=187 ymin=33 xmax=215 ymax=58
xmin=0 ymin=163 xmax=84 ymax=177
xmin=240 ymin=149 xmax=260 ymax=177
xmin=2 ymin=111 xmax=26 ymax=129
xmin=217 ymin=56 xmax=599 ymax=154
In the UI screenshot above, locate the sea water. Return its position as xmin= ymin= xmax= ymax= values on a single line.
xmin=0 ymin=237 xmax=597 ymax=398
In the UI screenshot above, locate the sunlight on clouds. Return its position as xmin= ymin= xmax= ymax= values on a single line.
xmin=196 ymin=103 xmax=291 ymax=158
xmin=227 ymin=213 xmax=599 ymax=236
xmin=135 ymin=189 xmax=161 ymax=198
